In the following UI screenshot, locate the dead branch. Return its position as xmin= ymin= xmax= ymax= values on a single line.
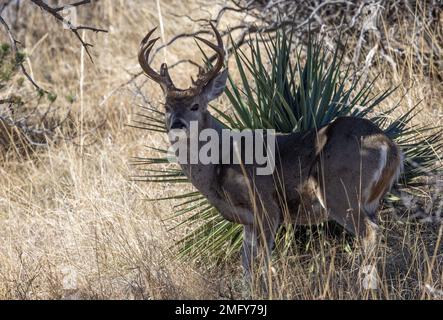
xmin=29 ymin=0 xmax=108 ymax=62
xmin=150 ymin=0 xmax=442 ymax=81
xmin=0 ymin=0 xmax=107 ymax=92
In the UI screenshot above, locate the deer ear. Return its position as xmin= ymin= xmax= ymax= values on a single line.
xmin=203 ymin=69 xmax=229 ymax=102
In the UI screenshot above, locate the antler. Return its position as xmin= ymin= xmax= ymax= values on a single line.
xmin=190 ymin=22 xmax=225 ymax=93
xmin=138 ymin=22 xmax=225 ymax=98
xmin=138 ymin=27 xmax=177 ymax=94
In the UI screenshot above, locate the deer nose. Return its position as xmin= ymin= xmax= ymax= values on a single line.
xmin=170 ymin=119 xmax=187 ymax=130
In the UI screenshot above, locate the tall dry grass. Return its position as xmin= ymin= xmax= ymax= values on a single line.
xmin=0 ymin=0 xmax=441 ymax=299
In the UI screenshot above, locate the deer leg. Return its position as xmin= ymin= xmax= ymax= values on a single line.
xmin=327 ymin=204 xmax=379 ymax=252
xmin=258 ymin=212 xmax=280 ymax=269
xmin=241 ymin=212 xmax=280 ymax=296
xmin=324 ymin=199 xmax=381 ymax=289
xmin=257 ymin=212 xmax=280 ymax=297
xmin=359 ymin=212 xmax=379 ymax=259
xmin=352 ymin=211 xmax=380 ymax=290
xmin=313 ymin=171 xmax=380 ymax=255
xmin=328 ymin=204 xmax=379 ymax=253
xmin=242 ymin=224 xmax=258 ymax=282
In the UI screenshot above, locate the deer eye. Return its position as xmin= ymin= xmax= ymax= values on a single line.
xmin=164 ymin=105 xmax=171 ymax=113
xmin=191 ymin=103 xmax=199 ymax=111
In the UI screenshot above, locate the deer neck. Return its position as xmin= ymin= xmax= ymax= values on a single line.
xmin=171 ymin=112 xmax=223 ymax=196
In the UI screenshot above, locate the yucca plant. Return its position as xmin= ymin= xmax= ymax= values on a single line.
xmin=134 ymin=27 xmax=442 ymax=261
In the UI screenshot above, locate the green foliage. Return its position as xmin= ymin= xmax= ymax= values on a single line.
xmin=17 ymin=77 xmax=24 ymax=87
xmin=65 ymin=93 xmax=76 ymax=104
xmin=0 ymin=43 xmax=24 ymax=82
xmin=15 ymin=51 xmax=26 ymax=65
xmin=9 ymin=94 xmax=23 ymax=106
xmin=0 ymin=43 xmax=11 ymax=57
xmin=137 ymin=28 xmax=443 ymax=261
xmin=47 ymin=92 xmax=57 ymax=103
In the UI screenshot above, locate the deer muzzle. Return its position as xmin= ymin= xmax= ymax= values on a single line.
xmin=169 ymin=119 xmax=188 ymax=131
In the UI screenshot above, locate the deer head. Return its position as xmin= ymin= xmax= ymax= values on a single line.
xmin=139 ymin=23 xmax=228 ymax=132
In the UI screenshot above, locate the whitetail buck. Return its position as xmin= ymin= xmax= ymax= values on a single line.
xmin=138 ymin=23 xmax=403 ymax=280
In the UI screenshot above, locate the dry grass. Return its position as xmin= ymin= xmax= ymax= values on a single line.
xmin=0 ymin=0 xmax=442 ymax=299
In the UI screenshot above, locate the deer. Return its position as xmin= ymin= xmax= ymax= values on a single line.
xmin=138 ymin=23 xmax=403 ymax=285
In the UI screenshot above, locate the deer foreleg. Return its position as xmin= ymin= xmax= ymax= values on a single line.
xmin=242 ymin=224 xmax=258 ymax=281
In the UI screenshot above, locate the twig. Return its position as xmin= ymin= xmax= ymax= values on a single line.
xmin=29 ymin=0 xmax=107 ymax=62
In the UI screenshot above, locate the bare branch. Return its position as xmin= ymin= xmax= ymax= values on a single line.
xmin=29 ymin=0 xmax=108 ymax=62
xmin=168 ymin=59 xmax=201 ymax=69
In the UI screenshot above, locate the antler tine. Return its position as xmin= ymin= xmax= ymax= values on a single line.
xmin=160 ymin=63 xmax=174 ymax=85
xmin=140 ymin=27 xmax=157 ymax=46
xmin=192 ymin=22 xmax=225 ymax=90
xmin=138 ymin=27 xmax=175 ymax=91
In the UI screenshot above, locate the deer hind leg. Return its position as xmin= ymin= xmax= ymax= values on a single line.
xmin=321 ymin=195 xmax=379 ymax=252
xmin=360 ymin=142 xmax=402 ymax=255
xmin=315 ymin=139 xmax=401 ymax=249
xmin=312 ymin=172 xmax=380 ymax=256
xmin=316 ymin=187 xmax=381 ymax=292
